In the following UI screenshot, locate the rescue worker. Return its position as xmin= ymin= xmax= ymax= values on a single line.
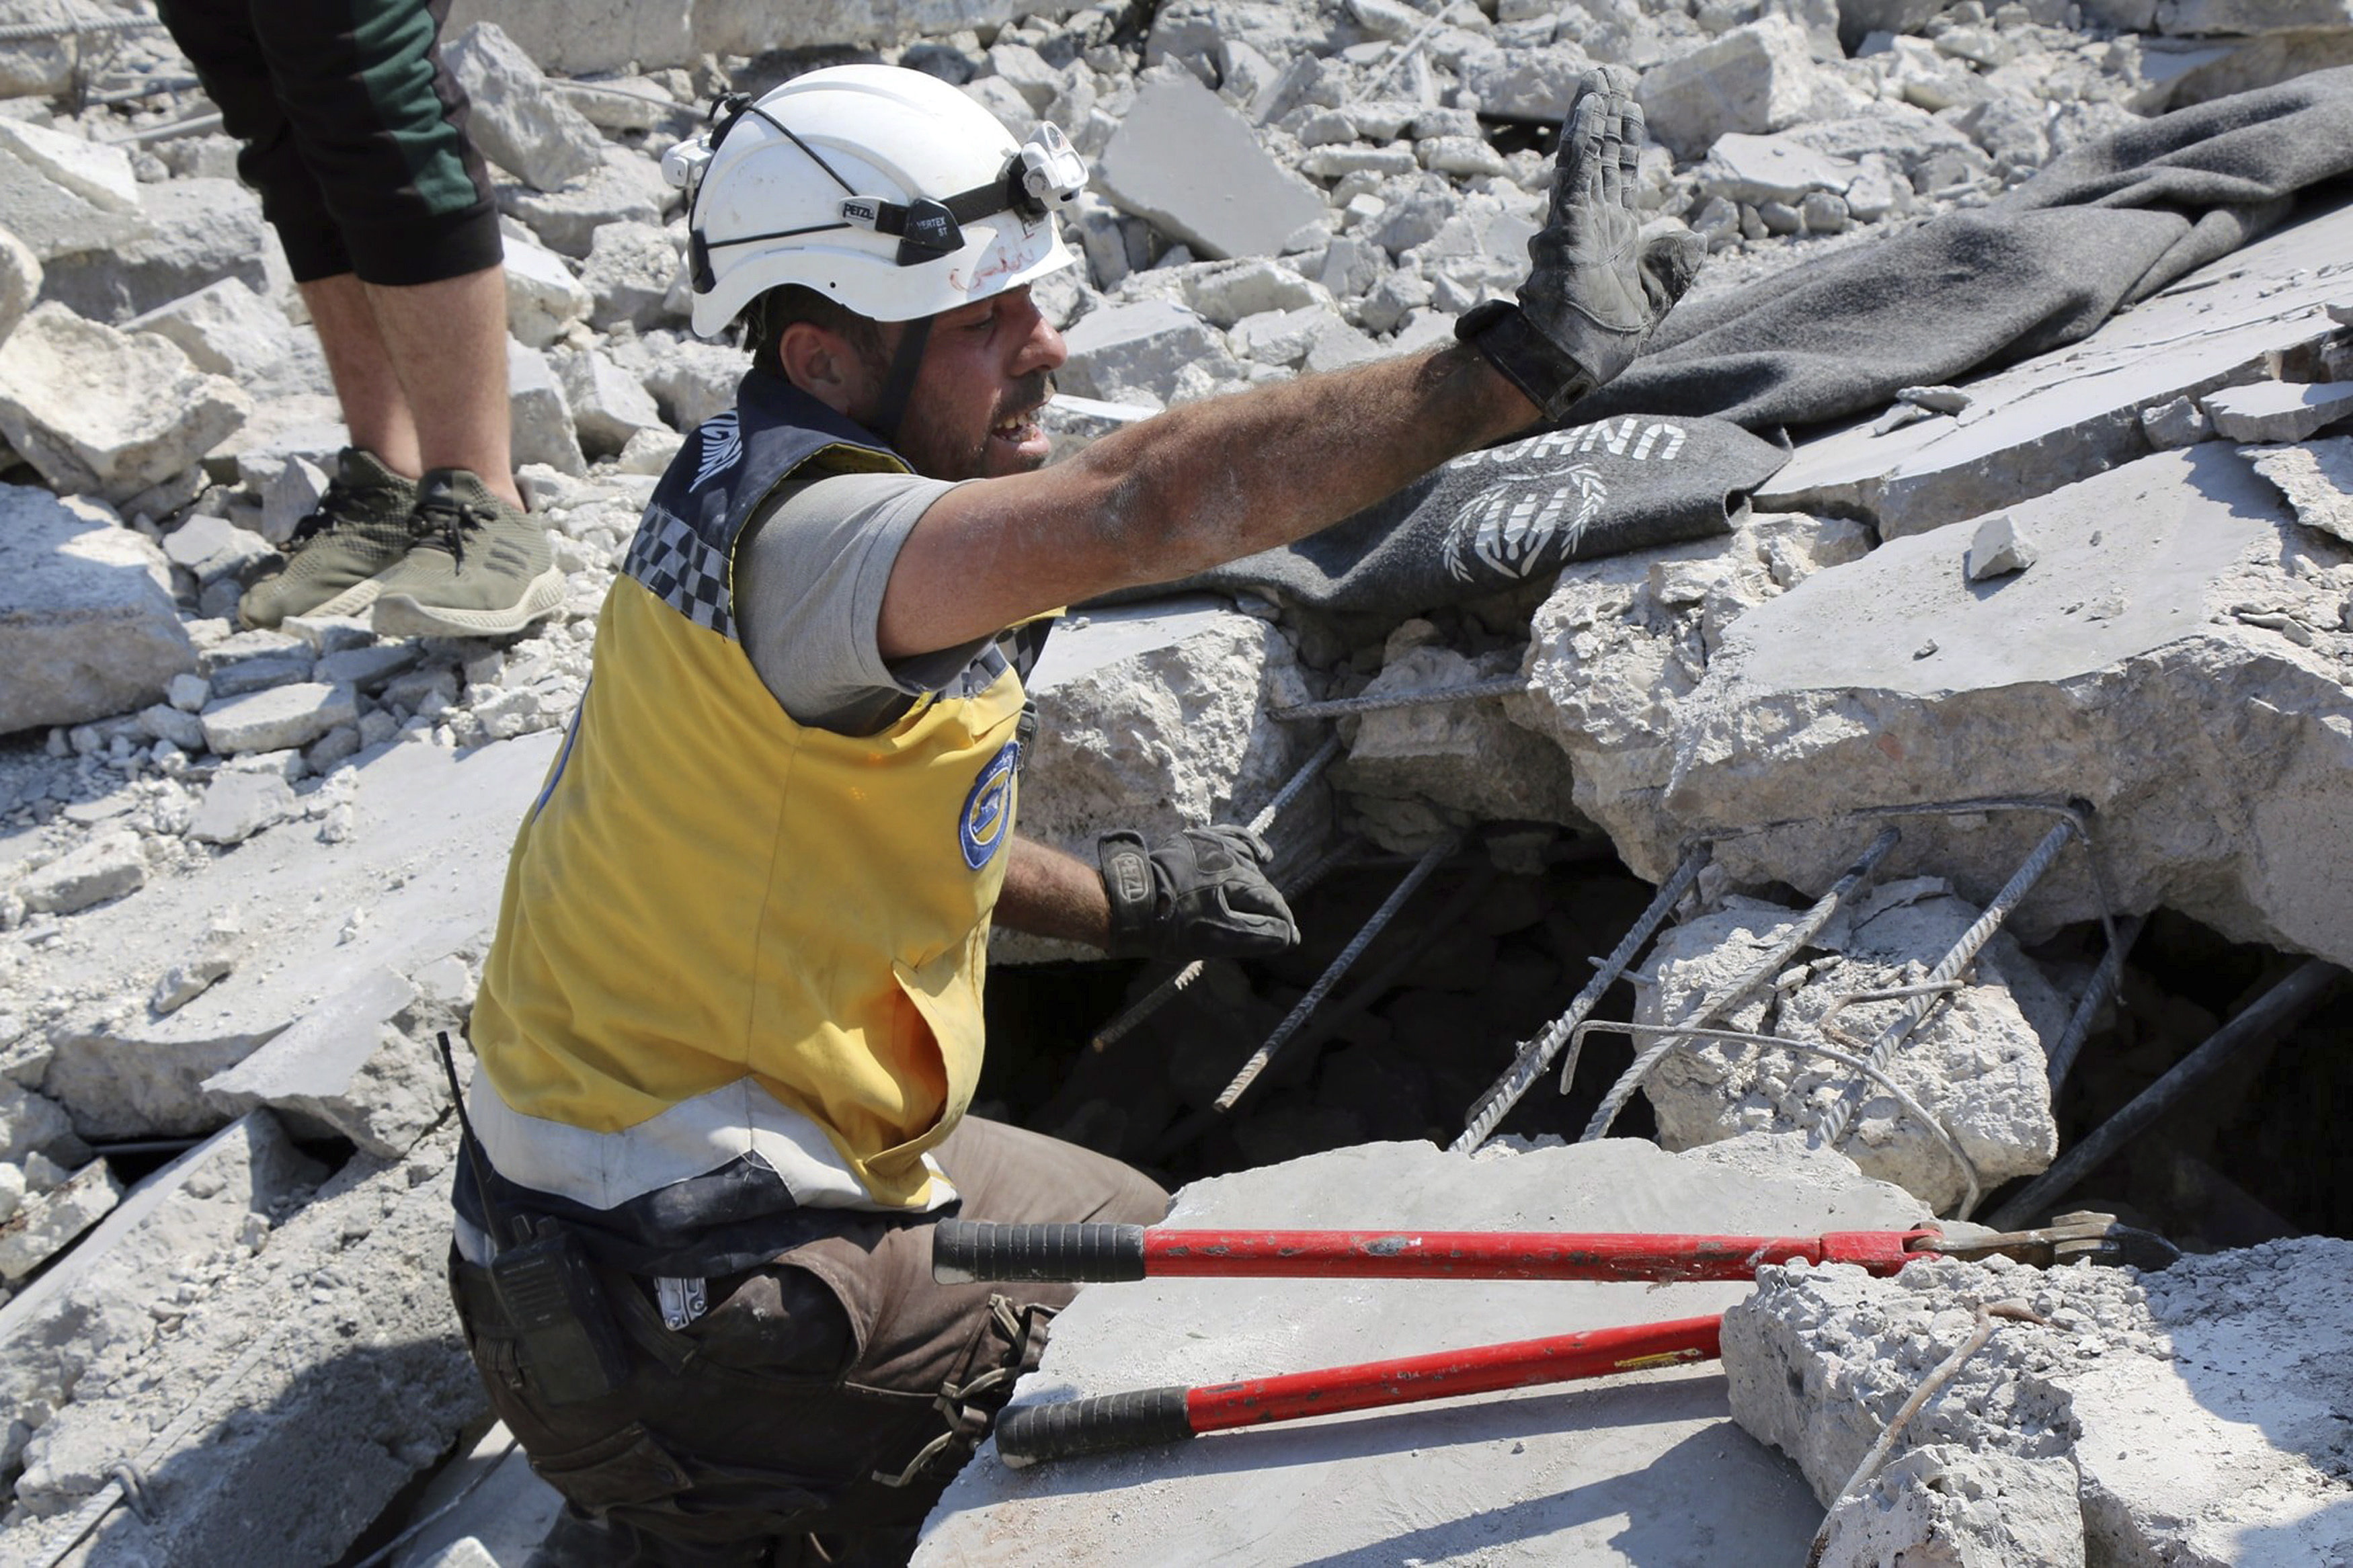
xmin=447 ymin=63 xmax=1700 ymax=1567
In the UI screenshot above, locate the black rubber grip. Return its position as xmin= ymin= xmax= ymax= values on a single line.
xmin=994 ymin=1386 xmax=1195 ymax=1467
xmin=930 ymin=1221 xmax=1148 ymax=1284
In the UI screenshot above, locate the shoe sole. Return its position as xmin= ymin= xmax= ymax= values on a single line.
xmin=370 ymin=567 xmax=568 ymax=639
xmin=239 ymin=573 xmax=395 ymax=630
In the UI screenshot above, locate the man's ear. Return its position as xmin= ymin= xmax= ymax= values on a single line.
xmin=777 ymin=321 xmax=872 ymax=417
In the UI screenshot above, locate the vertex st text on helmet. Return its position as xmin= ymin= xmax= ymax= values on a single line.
xmin=664 ymin=64 xmax=1085 ymax=339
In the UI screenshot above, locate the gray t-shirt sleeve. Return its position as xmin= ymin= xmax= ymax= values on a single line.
xmin=732 ymin=468 xmax=995 ymax=735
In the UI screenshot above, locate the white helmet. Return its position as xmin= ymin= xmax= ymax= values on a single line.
xmin=665 ymin=65 xmax=1085 ymax=338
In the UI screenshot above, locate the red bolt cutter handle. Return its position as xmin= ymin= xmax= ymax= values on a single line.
xmin=995 ymin=1314 xmax=1725 ymax=1467
xmin=934 ymin=1221 xmax=1932 ymax=1285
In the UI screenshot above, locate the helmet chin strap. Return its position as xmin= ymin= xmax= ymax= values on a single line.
xmin=871 ymin=314 xmax=934 ymax=446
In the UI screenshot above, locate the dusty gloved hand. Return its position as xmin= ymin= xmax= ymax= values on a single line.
xmin=1457 ymin=65 xmax=1706 ymax=421
xmin=1098 ymin=825 xmax=1300 ymax=961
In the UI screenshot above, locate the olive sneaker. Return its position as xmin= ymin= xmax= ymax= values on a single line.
xmin=236 ymin=448 xmax=420 ymax=628
xmin=369 ymin=468 xmax=567 ymax=639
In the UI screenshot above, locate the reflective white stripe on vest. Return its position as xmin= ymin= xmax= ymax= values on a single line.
xmin=467 ymin=1073 xmax=957 ymax=1214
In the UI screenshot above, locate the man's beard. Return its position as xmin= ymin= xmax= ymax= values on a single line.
xmin=904 ymin=370 xmax=1056 ymax=481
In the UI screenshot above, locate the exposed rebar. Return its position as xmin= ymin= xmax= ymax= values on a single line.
xmin=1581 ymin=827 xmax=1899 ymax=1143
xmin=1805 ymin=1301 xmax=2047 ymax=1567
xmin=1271 ymin=673 xmax=1523 ymax=723
xmin=1087 ymin=735 xmax=1344 ymax=1053
xmin=2044 ymin=913 xmax=2143 ymax=1094
xmin=1813 ymin=819 xmax=2075 ymax=1151
xmin=1214 ymin=831 xmax=1462 ymax=1112
xmin=1449 ymin=843 xmax=1709 ymax=1153
xmin=1987 ymin=957 xmax=2344 ymax=1232
xmin=1566 ymin=1020 xmax=1983 ymax=1217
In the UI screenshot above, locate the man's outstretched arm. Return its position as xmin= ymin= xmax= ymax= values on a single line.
xmin=880 ymin=66 xmax=1699 ymax=661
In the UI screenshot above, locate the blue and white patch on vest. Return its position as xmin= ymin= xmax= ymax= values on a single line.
xmin=959 ymin=740 xmax=1019 ymax=870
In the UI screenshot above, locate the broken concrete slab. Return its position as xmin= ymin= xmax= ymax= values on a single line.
xmin=0 ymin=1158 xmax=121 ymax=1282
xmin=0 ymin=116 xmax=144 ymax=262
xmin=0 ymin=1113 xmax=325 ymax=1478
xmin=1636 ymin=16 xmax=1825 ymax=161
xmin=1724 ymin=1240 xmax=2353 ymax=1567
xmin=1094 ymin=71 xmax=1326 ymax=262
xmin=186 ymin=769 xmax=298 ymax=845
xmin=1636 ymin=880 xmax=2065 ymax=1214
xmin=15 ymin=831 xmax=146 ymax=917
xmin=1332 ymin=628 xmax=1585 ymax=855
xmin=1054 ymin=298 xmax=1240 ymax=408
xmin=200 ymin=681 xmax=359 ymax=756
xmin=0 ymin=303 xmax=251 ymax=505
xmin=124 ymin=278 xmax=298 ymax=386
xmin=1696 ymin=130 xmax=1862 ymax=206
xmin=1817 ymin=1444 xmax=2087 ymax=1567
xmin=0 ymin=222 xmax=36 ymax=347
xmin=502 ymin=230 xmax=593 ymax=348
xmin=2245 ymin=437 xmax=2353 ymax=544
xmin=1758 ymin=196 xmax=2353 ymax=540
xmin=916 ymin=1134 xmax=1929 ymax=1565
xmin=446 ymin=22 xmax=606 ymax=194
xmin=1560 ymin=445 xmax=2353 ymax=970
xmin=998 ymin=597 xmax=1323 ymax=963
xmin=0 ymin=1124 xmax=482 ymax=1564
xmin=38 ymin=176 xmax=274 ymax=325
xmin=508 ymin=338 xmax=588 ymax=477
xmin=383 ymin=1424 xmax=565 ymax=1568
xmin=556 ymin=346 xmax=668 ymax=459
xmin=497 ymin=144 xmax=672 ymax=258
xmin=34 ymin=733 xmax=559 ymax=1140
xmin=202 ymin=966 xmax=443 ymax=1159
xmin=2201 ymin=377 xmax=2353 ymax=442
xmin=0 ymin=485 xmax=198 ymax=735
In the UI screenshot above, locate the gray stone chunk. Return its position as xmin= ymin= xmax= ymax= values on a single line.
xmin=16 ymin=832 xmax=146 ymax=916
xmin=580 ymin=220 xmax=682 ymax=333
xmin=1817 ymin=1444 xmax=2085 ymax=1568
xmin=203 ymin=968 xmax=438 ymax=1157
xmin=1966 ymin=511 xmax=2036 ymax=579
xmin=40 ymin=178 xmax=273 ymax=325
xmin=555 ymin=346 xmax=668 ymax=459
xmin=0 ymin=117 xmax=143 ymax=262
xmin=503 ymin=231 xmax=592 ymax=348
xmin=1637 ymin=16 xmax=1826 ymax=160
xmin=200 ymin=682 xmax=359 ymax=756
xmin=500 ymin=145 xmax=671 ymax=257
xmin=1095 ymin=72 xmax=1326 ymax=261
xmin=1459 ymin=44 xmax=1599 ymax=124
xmin=2141 ymin=392 xmax=2215 ymax=448
xmin=187 ymin=771 xmax=297 ymax=846
xmin=0 ymin=486 xmax=197 ymax=733
xmin=1636 ymin=880 xmax=2063 ymax=1212
xmin=1054 ymin=298 xmax=1238 ymax=407
xmin=138 ymin=702 xmax=206 ymax=752
xmin=0 ymin=222 xmax=34 ymax=349
xmin=2244 ymin=437 xmax=2353 ymax=546
xmin=1724 ymin=1240 xmax=2353 ymax=1565
xmin=2156 ymin=0 xmax=2353 ymax=33
xmin=0 ymin=1160 xmax=122 ymax=1283
xmin=508 ymin=339 xmax=588 ymax=477
xmin=0 ymin=304 xmax=251 ymax=504
xmin=1562 ymin=446 xmax=2353 ymax=968
xmin=446 ymin=22 xmax=606 ymax=193
xmin=2199 ymin=378 xmax=2353 ymax=443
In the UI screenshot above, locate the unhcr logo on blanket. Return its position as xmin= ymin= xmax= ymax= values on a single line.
xmin=1441 ymin=417 xmax=1691 ymax=583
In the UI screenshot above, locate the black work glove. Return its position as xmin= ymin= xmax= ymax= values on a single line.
xmin=1457 ymin=65 xmax=1706 ymax=421
xmin=1098 ymin=825 xmax=1300 ymax=961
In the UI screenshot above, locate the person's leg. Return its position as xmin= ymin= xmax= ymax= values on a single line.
xmin=301 ymin=273 xmax=422 ymax=477
xmin=361 ymin=263 xmax=521 ymax=507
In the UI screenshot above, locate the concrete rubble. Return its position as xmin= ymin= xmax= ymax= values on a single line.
xmin=1726 ymin=1239 xmax=2353 ymax=1565
xmin=0 ymin=0 xmax=2344 ymax=1563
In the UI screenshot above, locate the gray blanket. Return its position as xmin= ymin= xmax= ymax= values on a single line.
xmin=1154 ymin=66 xmax=2353 ymax=620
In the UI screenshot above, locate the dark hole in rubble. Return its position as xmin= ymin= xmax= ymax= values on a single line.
xmin=978 ymin=844 xmax=1661 ymax=1191
xmin=989 ymin=867 xmax=2352 ymax=1251
xmin=2026 ymin=909 xmax=2353 ymax=1250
